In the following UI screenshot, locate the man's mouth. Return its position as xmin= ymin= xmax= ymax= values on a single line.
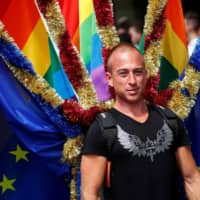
xmin=126 ymin=88 xmax=139 ymax=94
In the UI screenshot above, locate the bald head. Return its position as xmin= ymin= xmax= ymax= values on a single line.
xmin=107 ymin=43 xmax=144 ymax=72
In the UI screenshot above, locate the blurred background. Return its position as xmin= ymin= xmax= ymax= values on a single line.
xmin=112 ymin=0 xmax=200 ymax=24
xmin=112 ymin=0 xmax=200 ymax=47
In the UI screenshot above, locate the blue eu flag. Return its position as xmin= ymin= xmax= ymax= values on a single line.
xmin=185 ymin=88 xmax=200 ymax=167
xmin=0 ymin=57 xmax=72 ymax=199
xmin=184 ymin=38 xmax=200 ymax=168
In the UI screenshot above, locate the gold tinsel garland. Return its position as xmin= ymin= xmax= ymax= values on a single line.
xmin=0 ymin=23 xmax=12 ymax=42
xmin=144 ymin=41 xmax=162 ymax=76
xmin=76 ymin=61 xmax=99 ymax=109
xmin=98 ymin=25 xmax=120 ymax=49
xmin=144 ymin=0 xmax=167 ymax=36
xmin=63 ymin=135 xmax=83 ymax=166
xmin=40 ymin=0 xmax=65 ymax=44
xmin=143 ymin=0 xmax=200 ymax=121
xmin=70 ymin=166 xmax=79 ymax=200
xmin=0 ymin=23 xmax=63 ymax=107
xmin=143 ymin=0 xmax=167 ymax=76
xmin=94 ymin=0 xmax=120 ymax=51
xmin=37 ymin=0 xmax=98 ymax=109
xmin=93 ymin=0 xmax=119 ymax=107
xmin=7 ymin=63 xmax=63 ymax=107
xmin=168 ymin=65 xmax=200 ymax=119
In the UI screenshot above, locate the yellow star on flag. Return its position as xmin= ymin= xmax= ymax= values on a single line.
xmin=0 ymin=175 xmax=16 ymax=194
xmin=9 ymin=144 xmax=29 ymax=163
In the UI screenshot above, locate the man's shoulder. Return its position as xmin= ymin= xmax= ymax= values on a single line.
xmin=96 ymin=109 xmax=117 ymax=129
xmin=153 ymin=105 xmax=177 ymax=118
xmin=151 ymin=104 xmax=181 ymax=135
xmin=87 ymin=109 xmax=116 ymax=132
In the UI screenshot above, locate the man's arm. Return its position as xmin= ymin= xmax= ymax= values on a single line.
xmin=176 ymin=146 xmax=200 ymax=200
xmin=81 ymin=155 xmax=107 ymax=200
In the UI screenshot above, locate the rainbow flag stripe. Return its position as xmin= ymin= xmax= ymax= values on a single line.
xmin=159 ymin=0 xmax=188 ymax=90
xmin=1 ymin=0 xmax=74 ymax=99
xmin=58 ymin=0 xmax=80 ymax=50
xmin=79 ymin=0 xmax=110 ymax=102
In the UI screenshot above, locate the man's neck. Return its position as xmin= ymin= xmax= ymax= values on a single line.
xmin=113 ymin=100 xmax=149 ymax=123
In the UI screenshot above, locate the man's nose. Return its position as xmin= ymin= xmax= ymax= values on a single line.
xmin=128 ymin=72 xmax=136 ymax=84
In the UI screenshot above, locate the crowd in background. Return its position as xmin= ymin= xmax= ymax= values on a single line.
xmin=116 ymin=16 xmax=143 ymax=48
xmin=116 ymin=10 xmax=200 ymax=54
xmin=184 ymin=10 xmax=200 ymax=57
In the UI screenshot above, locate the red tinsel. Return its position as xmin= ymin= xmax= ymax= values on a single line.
xmin=93 ymin=0 xmax=117 ymax=76
xmin=102 ymin=48 xmax=111 ymax=71
xmin=59 ymin=32 xmax=83 ymax=90
xmin=144 ymin=73 xmax=174 ymax=106
xmin=36 ymin=0 xmax=116 ymax=126
xmin=36 ymin=0 xmax=83 ymax=91
xmin=144 ymin=9 xmax=166 ymax=50
xmin=93 ymin=0 xmax=115 ymax=74
xmin=154 ymin=88 xmax=174 ymax=106
xmin=144 ymin=73 xmax=160 ymax=103
xmin=36 ymin=0 xmax=49 ymax=15
xmin=62 ymin=100 xmax=104 ymax=126
xmin=93 ymin=0 xmax=116 ymax=100
xmin=93 ymin=0 xmax=114 ymax=26
xmin=143 ymin=6 xmax=170 ymax=105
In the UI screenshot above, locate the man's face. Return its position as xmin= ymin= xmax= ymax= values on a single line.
xmin=106 ymin=49 xmax=147 ymax=104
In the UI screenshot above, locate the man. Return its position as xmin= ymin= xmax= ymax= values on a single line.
xmin=185 ymin=11 xmax=200 ymax=57
xmin=81 ymin=43 xmax=200 ymax=200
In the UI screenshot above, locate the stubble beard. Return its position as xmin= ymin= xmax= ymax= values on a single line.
xmin=116 ymin=90 xmax=145 ymax=106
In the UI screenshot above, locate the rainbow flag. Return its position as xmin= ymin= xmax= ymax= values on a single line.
xmin=0 ymin=0 xmax=74 ymax=99
xmin=159 ymin=0 xmax=188 ymax=90
xmin=59 ymin=0 xmax=110 ymax=102
xmin=58 ymin=0 xmax=80 ymax=50
xmin=79 ymin=0 xmax=110 ymax=102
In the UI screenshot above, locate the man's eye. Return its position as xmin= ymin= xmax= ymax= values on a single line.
xmin=119 ymin=72 xmax=128 ymax=77
xmin=135 ymin=70 xmax=145 ymax=75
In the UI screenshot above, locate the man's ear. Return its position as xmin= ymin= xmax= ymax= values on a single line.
xmin=105 ymin=71 xmax=113 ymax=87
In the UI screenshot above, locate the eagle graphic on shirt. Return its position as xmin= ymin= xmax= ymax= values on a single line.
xmin=117 ymin=121 xmax=173 ymax=162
